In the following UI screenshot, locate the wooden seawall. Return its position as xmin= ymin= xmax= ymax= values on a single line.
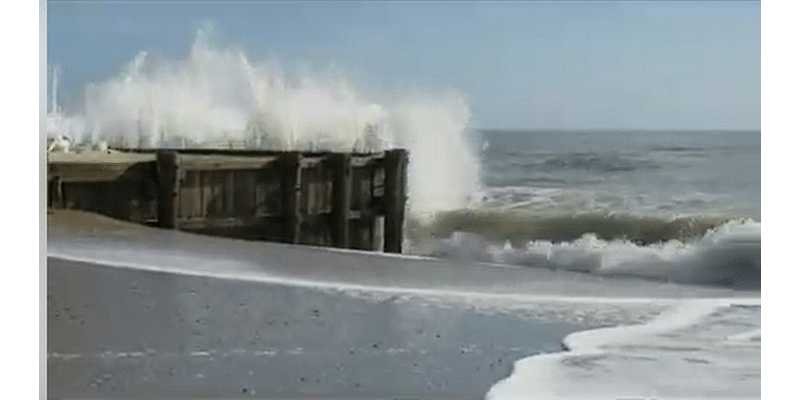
xmin=47 ymin=148 xmax=408 ymax=252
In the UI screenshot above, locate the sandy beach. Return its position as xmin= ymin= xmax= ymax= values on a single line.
xmin=47 ymin=210 xmax=754 ymax=398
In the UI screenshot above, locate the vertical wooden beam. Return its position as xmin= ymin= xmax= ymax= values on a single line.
xmin=281 ymin=151 xmax=302 ymax=244
xmin=225 ymin=171 xmax=235 ymax=218
xmin=191 ymin=170 xmax=202 ymax=218
xmin=50 ymin=177 xmax=64 ymax=209
xmin=57 ymin=178 xmax=65 ymax=208
xmin=214 ymin=171 xmax=224 ymax=217
xmin=383 ymin=149 xmax=408 ymax=253
xmin=157 ymin=151 xmax=180 ymax=229
xmin=331 ymin=153 xmax=352 ymax=248
xmin=368 ymin=164 xmax=378 ymax=250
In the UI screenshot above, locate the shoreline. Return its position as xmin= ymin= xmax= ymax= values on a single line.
xmin=488 ymin=298 xmax=761 ymax=399
xmin=47 ymin=210 xmax=757 ymax=398
xmin=49 ymin=256 xmax=609 ymax=398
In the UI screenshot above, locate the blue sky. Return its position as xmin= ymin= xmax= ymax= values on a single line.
xmin=47 ymin=1 xmax=760 ymax=130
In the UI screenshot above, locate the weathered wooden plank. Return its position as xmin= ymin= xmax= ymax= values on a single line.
xmin=234 ymin=170 xmax=255 ymax=218
xmin=299 ymin=221 xmax=333 ymax=246
xmin=128 ymin=185 xmax=145 ymax=225
xmin=349 ymin=219 xmax=373 ymax=250
xmin=324 ymin=169 xmax=334 ymax=214
xmin=49 ymin=177 xmax=65 ymax=208
xmin=178 ymin=170 xmax=201 ymax=220
xmin=191 ymin=170 xmax=202 ymax=218
xmin=135 ymin=163 xmax=159 ymax=223
xmin=61 ymin=183 xmax=77 ymax=209
xmin=178 ymin=171 xmax=191 ymax=220
xmin=225 ymin=171 xmax=235 ymax=217
xmin=50 ymin=148 xmax=404 ymax=253
xmin=177 ymin=217 xmax=250 ymax=230
xmin=47 ymin=152 xmax=155 ymax=164
xmin=300 ymin=157 xmax=326 ymax=169
xmin=255 ymin=172 xmax=267 ymax=216
xmin=360 ymin=172 xmax=371 ymax=211
xmin=177 ymin=154 xmax=279 ymax=171
xmin=349 ymin=166 xmax=366 ymax=212
xmin=48 ymin=162 xmax=143 ymax=183
xmin=298 ymin=213 xmax=333 ymax=227
xmin=373 ymin=216 xmax=385 ymax=252
xmin=156 ymin=151 xmax=180 ymax=229
xmin=213 ymin=171 xmax=225 ymax=217
xmin=253 ymin=168 xmax=278 ymax=217
xmin=265 ymin=180 xmax=283 ymax=216
xmin=372 ymin=166 xmax=385 ymax=198
xmin=119 ymin=148 xmax=383 ymax=158
xmin=313 ymin=167 xmax=324 ymax=214
xmin=298 ymin=170 xmax=308 ymax=216
xmin=348 ymin=209 xmax=383 ymax=220
xmin=350 ymin=154 xmax=384 ymax=168
xmin=202 ymin=172 xmax=212 ymax=217
xmin=331 ymin=153 xmax=352 ymax=248
xmin=307 ymin=168 xmax=318 ymax=215
xmin=281 ymin=151 xmax=303 ymax=244
xmin=383 ymin=149 xmax=408 ymax=253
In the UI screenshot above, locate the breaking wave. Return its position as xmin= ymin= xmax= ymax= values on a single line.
xmin=47 ymin=26 xmax=481 ymax=215
xmin=409 ymin=217 xmax=760 ymax=289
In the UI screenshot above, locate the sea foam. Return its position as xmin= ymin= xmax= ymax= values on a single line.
xmin=47 ymin=26 xmax=481 ymax=216
xmin=426 ymin=218 xmax=760 ymax=288
xmin=486 ymin=298 xmax=760 ymax=400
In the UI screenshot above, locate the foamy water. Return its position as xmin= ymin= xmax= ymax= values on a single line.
xmin=427 ymin=219 xmax=760 ymax=288
xmin=47 ymin=26 xmax=481 ymax=215
xmin=487 ymin=298 xmax=760 ymax=400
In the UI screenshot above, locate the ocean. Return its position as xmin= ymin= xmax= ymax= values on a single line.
xmin=433 ymin=129 xmax=762 ymax=399
xmin=408 ymin=129 xmax=761 ymax=290
xmin=478 ymin=130 xmax=759 ymax=220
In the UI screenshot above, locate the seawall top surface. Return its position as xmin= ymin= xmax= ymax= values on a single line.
xmin=47 ymin=151 xmax=157 ymax=164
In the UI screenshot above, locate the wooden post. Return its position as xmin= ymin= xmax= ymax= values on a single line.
xmin=383 ymin=149 xmax=407 ymax=253
xmin=331 ymin=153 xmax=352 ymax=248
xmin=156 ymin=151 xmax=180 ymax=229
xmin=50 ymin=177 xmax=65 ymax=208
xmin=281 ymin=151 xmax=302 ymax=244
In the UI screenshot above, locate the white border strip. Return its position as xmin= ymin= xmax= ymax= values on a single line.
xmin=39 ymin=0 xmax=47 ymax=399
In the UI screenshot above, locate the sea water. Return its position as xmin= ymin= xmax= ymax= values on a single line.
xmin=412 ymin=129 xmax=760 ymax=290
xmin=478 ymin=129 xmax=759 ymax=219
xmin=487 ymin=299 xmax=760 ymax=400
xmin=462 ymin=130 xmax=760 ymax=398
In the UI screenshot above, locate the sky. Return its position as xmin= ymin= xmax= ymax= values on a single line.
xmin=46 ymin=0 xmax=761 ymax=130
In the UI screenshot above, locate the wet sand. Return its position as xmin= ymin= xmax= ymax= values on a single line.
xmin=49 ymin=256 xmax=598 ymax=398
xmin=47 ymin=210 xmax=750 ymax=398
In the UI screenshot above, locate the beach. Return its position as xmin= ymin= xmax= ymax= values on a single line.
xmin=47 ymin=210 xmax=757 ymax=398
